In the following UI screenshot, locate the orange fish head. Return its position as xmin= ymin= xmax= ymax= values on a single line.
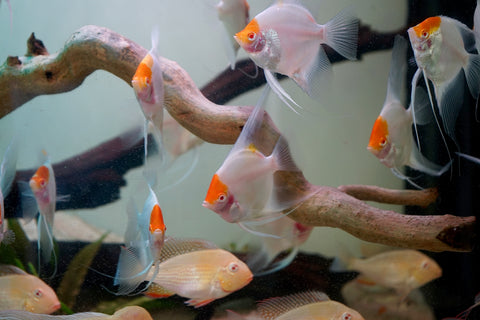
xmin=29 ymin=165 xmax=49 ymax=192
xmin=412 ymin=16 xmax=441 ymax=40
xmin=367 ymin=116 xmax=390 ymax=157
xmin=132 ymin=54 xmax=154 ymax=99
xmin=234 ymin=18 xmax=265 ymax=53
xmin=149 ymin=204 xmax=166 ymax=234
xmin=218 ymin=260 xmax=253 ymax=293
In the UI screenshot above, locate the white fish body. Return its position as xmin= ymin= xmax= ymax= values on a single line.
xmin=203 ymin=87 xmax=311 ymax=228
xmin=368 ymin=36 xmax=450 ymax=183
xmin=216 ymin=0 xmax=250 ymax=69
xmin=235 ymin=1 xmax=358 ymax=111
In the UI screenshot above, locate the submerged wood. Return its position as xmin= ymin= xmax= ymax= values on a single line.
xmin=0 ymin=25 xmax=475 ymax=252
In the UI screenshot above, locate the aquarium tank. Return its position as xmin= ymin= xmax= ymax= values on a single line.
xmin=0 ymin=0 xmax=479 ymax=319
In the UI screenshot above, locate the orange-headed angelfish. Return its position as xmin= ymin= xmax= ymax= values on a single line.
xmin=216 ymin=0 xmax=250 ymax=69
xmin=234 ymin=1 xmax=358 ymax=112
xmin=368 ymin=36 xmax=450 ymax=187
xmin=202 ymin=86 xmax=313 ymax=236
xmin=408 ymin=16 xmax=480 ymax=161
xmin=18 ymin=151 xmax=59 ymax=276
xmin=0 ymin=138 xmax=17 ymax=245
xmin=114 ymin=185 xmax=166 ymax=295
xmin=132 ymin=27 xmax=167 ymax=184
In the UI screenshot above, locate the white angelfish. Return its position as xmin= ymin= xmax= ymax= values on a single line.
xmin=368 ymin=36 xmax=451 ymax=187
xmin=235 ymin=1 xmax=358 ymax=112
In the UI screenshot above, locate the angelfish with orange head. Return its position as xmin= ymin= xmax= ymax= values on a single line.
xmin=408 ymin=15 xmax=480 ymax=161
xmin=368 ymin=36 xmax=450 ymax=185
xmin=234 ymin=1 xmax=358 ymax=112
xmin=202 ymin=87 xmax=312 ymax=235
xmin=132 ymin=28 xmax=168 ymax=182
xmin=19 ymin=151 xmax=60 ymax=275
xmin=114 ymin=185 xmax=167 ymax=295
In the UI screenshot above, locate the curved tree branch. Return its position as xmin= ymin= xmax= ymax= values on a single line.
xmin=0 ymin=25 xmax=475 ymax=252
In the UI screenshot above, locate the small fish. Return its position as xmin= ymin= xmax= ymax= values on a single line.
xmin=408 ymin=16 xmax=480 ymax=157
xmin=341 ymin=278 xmax=436 ymax=320
xmin=0 ymin=305 xmax=153 ymax=320
xmin=332 ymin=249 xmax=442 ymax=300
xmin=0 ymin=138 xmax=18 ymax=245
xmin=0 ymin=264 xmax=60 ymax=314
xmin=216 ymin=0 xmax=250 ymax=69
xmin=203 ymin=87 xmax=311 ymax=233
xmin=143 ymin=239 xmax=253 ymax=308
xmin=114 ymin=185 xmax=166 ymax=294
xmin=19 ymin=151 xmax=60 ymax=275
xmin=234 ymin=1 xmax=358 ymax=112
xmin=246 ymin=216 xmax=312 ymax=276
xmin=257 ymin=290 xmax=365 ymax=320
xmin=368 ymin=36 xmax=450 ymax=185
xmin=132 ymin=27 xmax=167 ymax=183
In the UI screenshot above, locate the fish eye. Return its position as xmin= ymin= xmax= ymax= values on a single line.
xmin=421 ymin=261 xmax=429 ymax=269
xmin=217 ymin=193 xmax=227 ymax=203
xmin=39 ymin=179 xmax=47 ymax=187
xmin=342 ymin=313 xmax=352 ymax=320
xmin=228 ymin=262 xmax=239 ymax=273
xmin=34 ymin=289 xmax=43 ymax=298
xmin=422 ymin=30 xmax=428 ymax=38
xmin=247 ymin=32 xmax=256 ymax=42
xmin=379 ymin=137 xmax=387 ymax=147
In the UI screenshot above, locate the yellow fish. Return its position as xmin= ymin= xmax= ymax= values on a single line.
xmin=257 ymin=290 xmax=364 ymax=320
xmin=333 ymin=249 xmax=442 ymax=300
xmin=0 ymin=265 xmax=60 ymax=314
xmin=0 ymin=305 xmax=153 ymax=320
xmin=142 ymin=240 xmax=253 ymax=308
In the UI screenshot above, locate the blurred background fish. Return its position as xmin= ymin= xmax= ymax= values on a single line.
xmin=142 ymin=238 xmax=252 ymax=308
xmin=331 ymin=248 xmax=442 ymax=301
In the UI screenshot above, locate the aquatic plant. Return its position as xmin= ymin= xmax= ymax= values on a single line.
xmin=0 ymin=24 xmax=475 ymax=253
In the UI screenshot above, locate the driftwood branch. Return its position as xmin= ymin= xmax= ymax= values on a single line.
xmin=1 ymin=25 xmax=475 ymax=252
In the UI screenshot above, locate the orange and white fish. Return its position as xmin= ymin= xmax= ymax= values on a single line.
xmin=368 ymin=36 xmax=450 ymax=185
xmin=114 ymin=185 xmax=166 ymax=295
xmin=0 ymin=306 xmax=154 ymax=320
xmin=19 ymin=151 xmax=60 ymax=275
xmin=203 ymin=87 xmax=311 ymax=232
xmin=234 ymin=1 xmax=358 ymax=112
xmin=216 ymin=0 xmax=250 ymax=69
xmin=332 ymin=249 xmax=442 ymax=300
xmin=142 ymin=239 xmax=253 ymax=308
xmin=0 ymin=138 xmax=18 ymax=245
xmin=132 ymin=27 xmax=167 ymax=183
xmin=0 ymin=264 xmax=60 ymax=314
xmin=257 ymin=290 xmax=365 ymax=320
xmin=408 ymin=16 xmax=480 ymax=157
xmin=246 ymin=216 xmax=312 ymax=276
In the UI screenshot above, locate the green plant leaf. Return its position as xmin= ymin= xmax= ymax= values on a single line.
xmin=57 ymin=233 xmax=108 ymax=309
